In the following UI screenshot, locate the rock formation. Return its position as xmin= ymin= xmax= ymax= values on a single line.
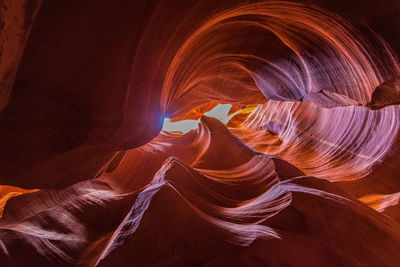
xmin=0 ymin=0 xmax=400 ymax=265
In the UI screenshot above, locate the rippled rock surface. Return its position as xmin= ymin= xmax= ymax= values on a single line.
xmin=0 ymin=0 xmax=400 ymax=266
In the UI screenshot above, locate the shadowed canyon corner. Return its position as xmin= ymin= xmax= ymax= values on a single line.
xmin=0 ymin=0 xmax=400 ymax=266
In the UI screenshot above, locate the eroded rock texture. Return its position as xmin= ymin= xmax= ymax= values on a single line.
xmin=0 ymin=0 xmax=400 ymax=266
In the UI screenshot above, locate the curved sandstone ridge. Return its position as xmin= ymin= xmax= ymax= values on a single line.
xmin=0 ymin=0 xmax=400 ymax=266
xmin=0 ymin=118 xmax=400 ymax=266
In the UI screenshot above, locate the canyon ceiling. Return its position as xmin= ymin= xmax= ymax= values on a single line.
xmin=0 ymin=0 xmax=400 ymax=266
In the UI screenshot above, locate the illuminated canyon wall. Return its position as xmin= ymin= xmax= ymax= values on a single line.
xmin=0 ymin=0 xmax=400 ymax=265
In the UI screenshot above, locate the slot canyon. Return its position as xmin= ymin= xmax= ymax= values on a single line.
xmin=0 ymin=0 xmax=400 ymax=265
